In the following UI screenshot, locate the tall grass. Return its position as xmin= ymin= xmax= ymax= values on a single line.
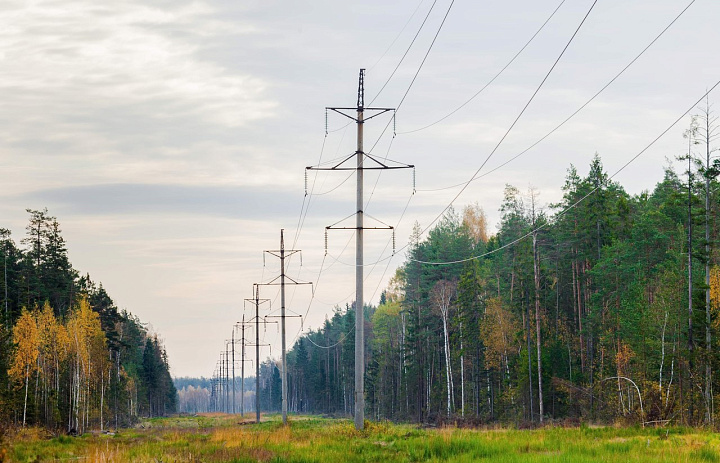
xmin=5 ymin=415 xmax=720 ymax=462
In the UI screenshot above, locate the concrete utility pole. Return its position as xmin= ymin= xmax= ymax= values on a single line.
xmin=225 ymin=339 xmax=230 ymax=413
xmin=239 ymin=321 xmax=243 ymax=416
xmin=354 ymin=74 xmax=365 ymax=433
xmin=307 ymin=69 xmax=413 ymax=430
xmin=244 ymin=285 xmax=271 ymax=423
xmin=215 ymin=364 xmax=220 ymax=412
xmin=262 ymin=229 xmax=311 ymax=425
xmin=219 ymin=353 xmax=224 ymax=412
xmin=235 ymin=317 xmax=254 ymax=417
xmin=223 ymin=354 xmax=227 ymax=413
xmin=231 ymin=329 xmax=236 ymax=414
xmin=220 ymin=351 xmax=227 ymax=413
xmin=210 ymin=372 xmax=215 ymax=411
xmin=210 ymin=370 xmax=215 ymax=411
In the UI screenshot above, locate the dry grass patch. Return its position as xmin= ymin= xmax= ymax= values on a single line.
xmin=10 ymin=416 xmax=720 ymax=462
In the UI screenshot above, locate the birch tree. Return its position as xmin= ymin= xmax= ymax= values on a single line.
xmin=528 ymin=187 xmax=544 ymax=422
xmin=432 ymin=280 xmax=456 ymax=417
xmin=9 ymin=307 xmax=40 ymax=426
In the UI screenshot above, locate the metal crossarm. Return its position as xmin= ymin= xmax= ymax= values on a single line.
xmin=306 ymin=152 xmax=413 ymax=171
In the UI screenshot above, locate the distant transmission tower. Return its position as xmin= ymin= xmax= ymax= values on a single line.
xmin=234 ymin=316 xmax=254 ymax=417
xmin=261 ymin=229 xmax=311 ymax=425
xmin=307 ymin=69 xmax=414 ymax=430
xmin=243 ymin=285 xmax=272 ymax=423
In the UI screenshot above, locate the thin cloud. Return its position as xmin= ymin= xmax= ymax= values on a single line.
xmin=22 ymin=183 xmax=345 ymax=219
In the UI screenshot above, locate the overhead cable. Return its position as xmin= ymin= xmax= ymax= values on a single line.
xmin=417 ymin=0 xmax=697 ymax=193
xmin=400 ymin=0 xmax=567 ymax=134
xmin=407 ymin=0 xmax=598 ymax=245
xmin=369 ymin=0 xmax=441 ymax=105
xmin=408 ymin=79 xmax=720 ymax=265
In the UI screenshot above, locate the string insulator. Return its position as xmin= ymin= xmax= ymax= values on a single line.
xmin=304 ymin=169 xmax=308 ymax=196
xmin=324 ymin=229 xmax=328 ymax=255
xmin=393 ymin=111 xmax=397 ymax=137
xmin=392 ymin=229 xmax=396 ymax=255
xmin=412 ymin=167 xmax=416 ymax=194
xmin=325 ymin=109 xmax=329 ymax=135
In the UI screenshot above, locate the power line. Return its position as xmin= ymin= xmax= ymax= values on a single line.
xmin=344 ymin=0 xmax=569 ymax=285
xmin=408 ymin=79 xmax=720 ymax=266
xmin=294 ymin=114 xmax=355 ymax=250
xmin=399 ymin=0 xmax=567 ymax=134
xmin=284 ymin=220 xmax=354 ymax=334
xmin=289 ymin=0 xmax=452 ymax=297
xmin=367 ymin=193 xmax=416 ymax=302
xmin=294 ymin=123 xmax=352 ymax=248
xmin=356 ymin=0 xmax=456 ymax=163
xmin=304 ymin=327 xmax=355 ymax=350
xmin=307 ymin=170 xmax=355 ymax=196
xmin=394 ymin=0 xmax=455 ymax=112
xmin=368 ymin=0 xmax=427 ymax=73
xmin=416 ymin=0 xmax=697 ymax=193
xmin=353 ymin=0 xmax=575 ymax=243
xmin=408 ymin=0 xmax=598 ymax=242
xmin=222 ymin=0 xmax=692 ymax=394
xmin=323 ymin=0 xmax=599 ymax=269
xmin=369 ymin=0 xmax=442 ymax=105
xmin=339 ymin=0 xmax=455 ymax=263
xmin=318 ymin=76 xmax=718 ymax=282
xmin=283 ymin=0 xmax=580 ymax=366
xmin=292 ymin=134 xmax=327 ymax=249
xmin=326 ymin=192 xmax=414 ymax=270
xmin=289 ymin=253 xmax=328 ymax=347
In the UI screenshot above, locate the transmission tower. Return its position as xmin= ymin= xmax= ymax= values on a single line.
xmin=307 ymin=69 xmax=414 ymax=430
xmin=244 ymin=284 xmax=272 ymax=423
xmin=261 ymin=229 xmax=311 ymax=424
xmin=234 ymin=316 xmax=255 ymax=417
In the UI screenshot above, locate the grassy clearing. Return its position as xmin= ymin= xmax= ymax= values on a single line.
xmin=3 ymin=415 xmax=720 ymax=462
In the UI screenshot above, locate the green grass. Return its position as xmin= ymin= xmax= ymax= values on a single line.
xmin=4 ymin=415 xmax=720 ymax=462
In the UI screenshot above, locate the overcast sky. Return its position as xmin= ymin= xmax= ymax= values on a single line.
xmin=1 ymin=0 xmax=719 ymax=377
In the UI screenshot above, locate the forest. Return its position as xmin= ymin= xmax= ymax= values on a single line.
xmin=250 ymin=113 xmax=720 ymax=426
xmin=0 ymin=209 xmax=176 ymax=432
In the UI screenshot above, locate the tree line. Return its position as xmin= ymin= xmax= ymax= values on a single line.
xmin=270 ymin=111 xmax=720 ymax=426
xmin=0 ymin=209 xmax=176 ymax=432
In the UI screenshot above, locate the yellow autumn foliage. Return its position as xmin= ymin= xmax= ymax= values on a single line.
xmin=480 ymin=297 xmax=518 ymax=370
xmin=711 ymin=266 xmax=720 ymax=329
xmin=615 ymin=342 xmax=635 ymax=377
xmin=462 ymin=202 xmax=489 ymax=244
xmin=8 ymin=308 xmax=40 ymax=384
xmin=66 ymin=297 xmax=107 ymax=379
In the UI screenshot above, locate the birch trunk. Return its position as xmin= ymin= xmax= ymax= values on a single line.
xmin=442 ymin=315 xmax=451 ymax=416
xmin=100 ymin=368 xmax=105 ymax=432
xmin=460 ymin=321 xmax=465 ymax=417
xmin=23 ymin=364 xmax=29 ymax=427
xmin=533 ymin=230 xmax=544 ymax=423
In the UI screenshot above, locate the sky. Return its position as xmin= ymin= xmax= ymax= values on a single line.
xmin=1 ymin=0 xmax=719 ymax=378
